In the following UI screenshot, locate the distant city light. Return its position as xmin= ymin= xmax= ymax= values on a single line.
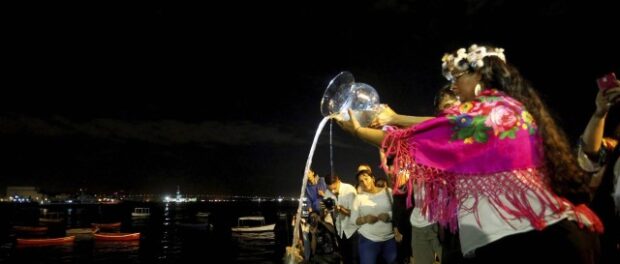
xmin=1 ymin=191 xmax=297 ymax=204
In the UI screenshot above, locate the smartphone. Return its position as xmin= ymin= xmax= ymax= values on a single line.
xmin=597 ymin=72 xmax=617 ymax=91
xmin=301 ymin=197 xmax=309 ymax=218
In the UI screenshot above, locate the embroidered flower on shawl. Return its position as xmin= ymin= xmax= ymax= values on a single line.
xmin=459 ymin=102 xmax=473 ymax=113
xmin=485 ymin=105 xmax=518 ymax=137
xmin=521 ymin=111 xmax=537 ymax=134
xmin=447 ymin=89 xmax=537 ymax=143
xmin=448 ymin=114 xmax=490 ymax=143
xmin=455 ymin=114 xmax=473 ymax=127
xmin=521 ymin=111 xmax=533 ymax=123
xmin=438 ymin=97 xmax=460 ymax=113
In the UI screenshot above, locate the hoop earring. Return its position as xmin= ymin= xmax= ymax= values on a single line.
xmin=474 ymin=83 xmax=482 ymax=96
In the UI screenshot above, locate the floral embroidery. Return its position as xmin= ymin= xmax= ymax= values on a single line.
xmin=486 ymin=105 xmax=518 ymax=138
xmin=521 ymin=110 xmax=537 ymax=134
xmin=459 ymin=102 xmax=474 ymax=113
xmin=447 ymin=89 xmax=537 ymax=143
xmin=448 ymin=114 xmax=490 ymax=143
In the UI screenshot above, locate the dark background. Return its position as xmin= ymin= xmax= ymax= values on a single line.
xmin=1 ymin=0 xmax=619 ymax=196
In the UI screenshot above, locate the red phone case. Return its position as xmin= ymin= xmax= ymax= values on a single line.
xmin=597 ymin=72 xmax=617 ymax=91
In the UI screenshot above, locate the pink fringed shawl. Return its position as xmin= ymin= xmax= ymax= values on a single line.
xmin=384 ymin=89 xmax=575 ymax=232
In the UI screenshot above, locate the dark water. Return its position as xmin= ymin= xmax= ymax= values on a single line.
xmin=0 ymin=201 xmax=297 ymax=263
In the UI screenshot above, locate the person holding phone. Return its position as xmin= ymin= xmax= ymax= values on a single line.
xmin=577 ymin=73 xmax=620 ymax=264
xmin=596 ymin=73 xmax=618 ymax=93
xmin=335 ymin=44 xmax=603 ymax=263
xmin=350 ymin=169 xmax=397 ymax=264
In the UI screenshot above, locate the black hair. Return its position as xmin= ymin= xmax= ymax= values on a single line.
xmin=476 ymin=54 xmax=590 ymax=202
xmin=433 ymin=83 xmax=457 ymax=113
xmin=324 ymin=174 xmax=340 ymax=186
xmin=356 ymin=169 xmax=374 ymax=181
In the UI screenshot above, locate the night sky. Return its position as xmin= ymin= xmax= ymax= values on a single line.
xmin=2 ymin=0 xmax=619 ymax=196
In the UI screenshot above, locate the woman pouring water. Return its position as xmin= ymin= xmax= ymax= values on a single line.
xmin=335 ymin=44 xmax=602 ymax=263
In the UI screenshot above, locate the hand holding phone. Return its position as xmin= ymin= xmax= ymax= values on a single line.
xmin=597 ymin=72 xmax=617 ymax=91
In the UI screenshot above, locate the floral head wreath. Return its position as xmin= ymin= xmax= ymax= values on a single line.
xmin=441 ymin=44 xmax=506 ymax=81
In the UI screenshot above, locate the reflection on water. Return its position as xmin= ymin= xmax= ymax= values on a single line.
xmin=94 ymin=240 xmax=140 ymax=253
xmin=0 ymin=242 xmax=11 ymax=262
xmin=0 ymin=201 xmax=295 ymax=263
xmin=12 ymin=244 xmax=75 ymax=263
xmin=234 ymin=232 xmax=276 ymax=264
xmin=93 ymin=241 xmax=140 ymax=264
xmin=92 ymin=241 xmax=140 ymax=264
xmin=233 ymin=232 xmax=275 ymax=240
xmin=157 ymin=202 xmax=182 ymax=262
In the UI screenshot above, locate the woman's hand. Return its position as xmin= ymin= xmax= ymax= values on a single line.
xmin=335 ymin=109 xmax=361 ymax=136
xmin=336 ymin=109 xmax=388 ymax=147
xmin=595 ymin=81 xmax=620 ymax=117
xmin=364 ymin=214 xmax=379 ymax=224
xmin=369 ymin=104 xmax=397 ymax=128
xmin=394 ymin=227 xmax=403 ymax=242
xmin=377 ymin=213 xmax=391 ymax=223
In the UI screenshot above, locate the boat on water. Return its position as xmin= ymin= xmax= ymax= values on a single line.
xmin=39 ymin=211 xmax=64 ymax=224
xmin=91 ymin=222 xmax=122 ymax=230
xmin=196 ymin=212 xmax=211 ymax=218
xmin=66 ymin=227 xmax=98 ymax=240
xmin=231 ymin=216 xmax=275 ymax=232
xmin=12 ymin=226 xmax=48 ymax=235
xmin=131 ymin=207 xmax=150 ymax=217
xmin=17 ymin=236 xmax=75 ymax=247
xmin=94 ymin=232 xmax=141 ymax=241
xmin=66 ymin=228 xmax=97 ymax=234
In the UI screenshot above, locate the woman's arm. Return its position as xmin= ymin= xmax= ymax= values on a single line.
xmin=355 ymin=215 xmax=379 ymax=225
xmin=355 ymin=216 xmax=365 ymax=225
xmin=582 ymin=85 xmax=619 ymax=154
xmin=377 ymin=212 xmax=391 ymax=222
xmin=390 ymin=114 xmax=434 ymax=128
xmin=355 ymin=127 xmax=386 ymax=147
xmin=370 ymin=104 xmax=433 ymax=128
xmin=582 ymin=113 xmax=606 ymax=155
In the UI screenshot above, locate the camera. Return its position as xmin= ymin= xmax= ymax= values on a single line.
xmin=323 ymin=197 xmax=336 ymax=210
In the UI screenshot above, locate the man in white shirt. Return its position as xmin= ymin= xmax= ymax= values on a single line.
xmin=324 ymin=173 xmax=358 ymax=264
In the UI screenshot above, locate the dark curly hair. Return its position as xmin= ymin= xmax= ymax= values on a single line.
xmin=434 ymin=83 xmax=457 ymax=113
xmin=475 ymin=54 xmax=589 ymax=202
